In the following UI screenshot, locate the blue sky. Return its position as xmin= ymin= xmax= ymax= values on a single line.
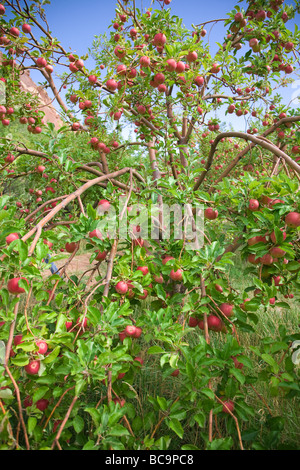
xmin=4 ymin=0 xmax=300 ymax=132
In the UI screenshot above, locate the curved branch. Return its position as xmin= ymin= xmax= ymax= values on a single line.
xmin=193 ymin=127 xmax=300 ymax=191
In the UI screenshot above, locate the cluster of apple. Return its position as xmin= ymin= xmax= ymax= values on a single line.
xmin=227 ymin=3 xmax=294 ymax=72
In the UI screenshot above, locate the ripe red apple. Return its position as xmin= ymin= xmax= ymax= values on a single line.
xmin=134 ymin=356 xmax=144 ymax=366
xmin=45 ymin=64 xmax=53 ymax=74
xmin=115 ymin=281 xmax=129 ymax=295
xmin=88 ymin=75 xmax=97 ymax=84
xmin=247 ymin=235 xmax=267 ymax=246
xmin=272 ymin=275 xmax=282 ymax=287
xmin=153 ymin=33 xmax=167 ymax=47
xmin=166 ymin=58 xmax=177 ymax=72
xmin=22 ymin=23 xmax=31 ymax=34
xmin=106 ymin=79 xmax=118 ymax=91
xmin=137 ymin=266 xmax=149 ymax=276
xmin=36 ymin=398 xmax=49 ymax=411
xmin=36 ymin=165 xmax=45 ymax=174
xmin=9 ymin=27 xmax=20 ymax=37
xmin=207 ymin=315 xmax=223 ymax=332
xmin=8 ymin=277 xmax=28 ymax=295
xmin=76 ymin=317 xmax=88 ymax=328
xmin=221 ymin=399 xmax=235 ymax=414
xmin=219 ymin=303 xmax=234 ymax=318
xmin=140 ymin=56 xmax=151 ymax=68
xmin=204 ymin=208 xmax=218 ymax=220
xmin=285 ymin=212 xmax=300 ymax=228
xmin=6 ymin=233 xmax=19 ymax=245
xmin=65 ymin=321 xmax=73 ymax=331
xmin=95 ymin=250 xmax=107 ymax=261
xmin=260 ymin=254 xmax=274 ymax=265
xmin=14 ymin=334 xmax=23 ymax=346
xmin=270 ymin=229 xmax=286 ymax=244
xmin=188 ymin=317 xmax=199 ymax=327
xmin=36 ymin=340 xmax=48 ymax=355
xmin=249 ymin=199 xmax=259 ymax=211
xmin=176 ymin=61 xmax=185 ymax=73
xmin=270 ymin=246 xmax=285 ymax=258
xmin=153 ymin=274 xmax=164 ymax=284
xmin=65 ymin=242 xmax=79 ymax=253
xmin=24 ymin=360 xmax=40 ymax=375
xmin=247 ymin=254 xmax=261 ymax=265
xmin=170 ymin=268 xmax=183 ymax=282
xmin=194 ymin=76 xmax=204 ymax=87
xmin=36 ymin=57 xmax=47 ymax=68
xmin=162 ymin=255 xmax=175 ymax=265
xmin=124 ymin=325 xmax=137 ymax=337
xmin=138 ymin=289 xmax=148 ymax=300
xmin=186 ymin=51 xmax=198 ymax=62
xmin=97 ymin=199 xmax=110 ymax=212
xmin=89 ymin=229 xmax=103 ymax=241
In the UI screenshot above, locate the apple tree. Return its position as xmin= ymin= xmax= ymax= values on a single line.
xmin=0 ymin=0 xmax=299 ymax=450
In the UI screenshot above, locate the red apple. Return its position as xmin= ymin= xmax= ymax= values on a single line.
xmin=219 ymin=303 xmax=234 ymax=318
xmin=36 ymin=340 xmax=48 ymax=355
xmin=6 ymin=233 xmax=19 ymax=245
xmin=124 ymin=325 xmax=137 ymax=337
xmin=270 ymin=229 xmax=286 ymax=244
xmin=97 ymin=199 xmax=110 ymax=212
xmin=162 ymin=255 xmax=175 ymax=265
xmin=188 ymin=317 xmax=199 ymax=327
xmin=285 ymin=212 xmax=300 ymax=228
xmin=22 ymin=23 xmax=31 ymax=34
xmin=137 ymin=266 xmax=149 ymax=276
xmin=8 ymin=277 xmax=28 ymax=295
xmin=115 ymin=281 xmax=129 ymax=294
xmin=65 ymin=242 xmax=79 ymax=253
xmin=207 ymin=315 xmax=223 ymax=332
xmin=249 ymin=199 xmax=259 ymax=211
xmin=24 ymin=360 xmax=40 ymax=375
xmin=95 ymin=250 xmax=107 ymax=261
xmin=204 ymin=208 xmax=218 ymax=220
xmin=221 ymin=399 xmax=235 ymax=414
xmin=170 ymin=268 xmax=183 ymax=281
xmin=36 ymin=398 xmax=49 ymax=411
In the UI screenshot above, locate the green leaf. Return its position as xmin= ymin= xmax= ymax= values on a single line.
xmin=73 ymin=415 xmax=84 ymax=433
xmin=147 ymin=345 xmax=165 ymax=354
xmin=193 ymin=412 xmax=206 ymax=428
xmin=229 ymin=367 xmax=245 ymax=384
xmin=261 ymin=354 xmax=279 ymax=373
xmin=108 ymin=424 xmax=130 ymax=437
xmin=201 ymin=388 xmax=214 ymax=400
xmin=33 ymin=386 xmax=49 ymax=403
xmin=168 ymin=418 xmax=184 ymax=439
xmin=157 ymin=396 xmax=168 ymax=411
xmin=16 ymin=239 xmax=28 ymax=262
xmin=43 ymin=346 xmax=60 ymax=364
xmin=27 ymin=417 xmax=37 ymax=435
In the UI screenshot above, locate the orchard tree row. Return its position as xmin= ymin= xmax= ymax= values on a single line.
xmin=0 ymin=0 xmax=299 ymax=450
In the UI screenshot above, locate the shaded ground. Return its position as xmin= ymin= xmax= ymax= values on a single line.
xmin=42 ymin=253 xmax=104 ymax=282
